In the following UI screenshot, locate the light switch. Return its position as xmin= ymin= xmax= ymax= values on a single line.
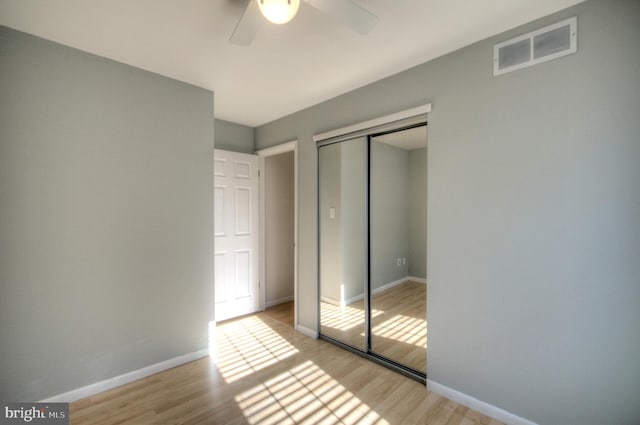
xmin=329 ymin=207 xmax=335 ymax=219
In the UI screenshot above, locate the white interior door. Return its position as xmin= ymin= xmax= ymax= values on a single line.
xmin=214 ymin=149 xmax=259 ymax=322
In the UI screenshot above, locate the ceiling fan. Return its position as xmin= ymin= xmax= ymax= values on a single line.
xmin=230 ymin=0 xmax=378 ymax=46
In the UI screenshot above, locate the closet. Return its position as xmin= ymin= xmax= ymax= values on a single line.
xmin=318 ymin=117 xmax=428 ymax=382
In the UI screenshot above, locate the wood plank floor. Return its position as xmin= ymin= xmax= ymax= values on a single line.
xmin=260 ymin=301 xmax=295 ymax=328
xmin=70 ymin=306 xmax=501 ymax=425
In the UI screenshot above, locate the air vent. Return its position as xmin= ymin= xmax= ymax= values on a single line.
xmin=493 ymin=16 xmax=577 ymax=76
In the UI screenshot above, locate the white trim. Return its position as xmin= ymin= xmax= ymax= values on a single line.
xmin=371 ymin=276 xmax=426 ymax=295
xmin=41 ymin=349 xmax=209 ymax=403
xmin=427 ymin=380 xmax=538 ymax=425
xmin=320 ymin=294 xmax=364 ymax=306
xmin=322 ymin=277 xmax=426 ymax=306
xmin=265 ymin=295 xmax=294 ymax=308
xmin=343 ymin=293 xmax=364 ymax=305
xmin=256 ymin=140 xmax=296 ymax=157
xmin=408 ymin=276 xmax=427 ymax=284
xmin=371 ymin=277 xmax=408 ymax=295
xmin=293 ymin=144 xmax=299 ymax=330
xmin=320 ymin=295 xmax=341 ymax=306
xmin=257 ymin=140 xmax=299 ymax=331
xmin=295 ymin=324 xmax=318 ymax=339
xmin=258 ymin=155 xmax=266 ymax=310
xmin=313 ymin=104 xmax=432 ymax=143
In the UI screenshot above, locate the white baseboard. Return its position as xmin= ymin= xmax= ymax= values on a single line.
xmin=320 ymin=295 xmax=341 ymax=306
xmin=427 ymin=380 xmax=537 ymax=425
xmin=322 ymin=277 xmax=426 ymax=307
xmin=372 ymin=277 xmax=408 ymax=295
xmin=295 ymin=324 xmax=318 ymax=339
xmin=40 ymin=348 xmax=209 ymax=403
xmin=343 ymin=293 xmax=364 ymax=305
xmin=372 ymin=276 xmax=426 ymax=294
xmin=265 ymin=295 xmax=294 ymax=308
xmin=320 ymin=294 xmax=365 ymax=306
xmin=408 ymin=276 xmax=427 ymax=284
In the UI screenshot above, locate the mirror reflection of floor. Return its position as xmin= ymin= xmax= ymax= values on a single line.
xmin=320 ymin=281 xmax=427 ymax=372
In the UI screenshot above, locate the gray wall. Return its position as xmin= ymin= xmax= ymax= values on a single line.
xmin=254 ymin=1 xmax=640 ymax=424
xmin=0 ymin=27 xmax=215 ymax=401
xmin=265 ymin=151 xmax=295 ymax=306
xmin=214 ymin=118 xmax=254 ymax=153
xmin=408 ymin=147 xmax=427 ymax=279
xmin=319 ymin=144 xmax=342 ymax=302
xmin=340 ymin=138 xmax=366 ymax=301
xmin=318 ymin=138 xmax=367 ymax=304
xmin=370 ymin=141 xmax=409 ymax=289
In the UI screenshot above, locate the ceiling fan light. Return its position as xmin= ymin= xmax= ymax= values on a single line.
xmin=257 ymin=0 xmax=300 ymax=25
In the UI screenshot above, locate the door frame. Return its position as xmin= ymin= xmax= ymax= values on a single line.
xmin=256 ymin=140 xmax=299 ymax=329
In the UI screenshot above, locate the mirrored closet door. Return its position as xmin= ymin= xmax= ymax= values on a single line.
xmin=318 ymin=136 xmax=367 ymax=350
xmin=318 ymin=122 xmax=428 ymax=380
xmin=370 ymin=126 xmax=427 ymax=372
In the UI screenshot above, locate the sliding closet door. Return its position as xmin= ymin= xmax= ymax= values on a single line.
xmin=369 ymin=126 xmax=427 ymax=372
xmin=317 ymin=120 xmax=428 ymax=381
xmin=318 ymin=137 xmax=367 ymax=350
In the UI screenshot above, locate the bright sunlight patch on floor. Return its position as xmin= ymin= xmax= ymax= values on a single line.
xmin=320 ymin=302 xmax=383 ymax=332
xmin=215 ymin=316 xmax=299 ymax=383
xmin=370 ymin=314 xmax=427 ymax=347
xmin=235 ymin=360 xmax=389 ymax=425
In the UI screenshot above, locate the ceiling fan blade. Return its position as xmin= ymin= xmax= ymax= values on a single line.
xmin=305 ymin=0 xmax=378 ymax=34
xmin=229 ymin=0 xmax=261 ymax=46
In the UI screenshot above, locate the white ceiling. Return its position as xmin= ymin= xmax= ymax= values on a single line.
xmin=0 ymin=0 xmax=584 ymax=127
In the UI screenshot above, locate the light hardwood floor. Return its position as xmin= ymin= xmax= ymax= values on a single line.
xmin=70 ymin=305 xmax=501 ymax=425
xmin=321 ymin=281 xmax=427 ymax=371
xmin=261 ymin=300 xmax=295 ymax=328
